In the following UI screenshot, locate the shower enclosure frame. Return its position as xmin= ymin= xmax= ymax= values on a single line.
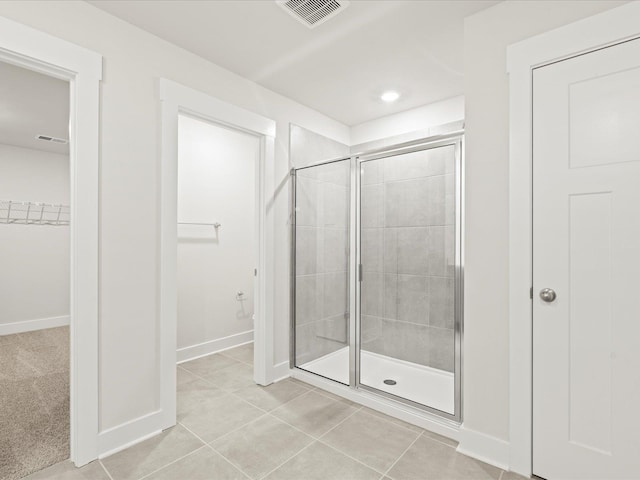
xmin=290 ymin=130 xmax=464 ymax=424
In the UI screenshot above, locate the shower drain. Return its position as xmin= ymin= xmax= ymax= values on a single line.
xmin=383 ymin=379 xmax=397 ymax=385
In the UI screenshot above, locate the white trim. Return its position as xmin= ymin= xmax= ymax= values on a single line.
xmin=0 ymin=16 xmax=102 ymax=466
xmin=290 ymin=368 xmax=460 ymax=442
xmin=506 ymin=3 xmax=640 ymax=476
xmin=272 ymin=360 xmax=291 ymax=382
xmin=159 ymin=79 xmax=276 ymax=432
xmin=0 ymin=315 xmax=70 ymax=335
xmin=176 ymin=331 xmax=254 ymax=363
xmin=456 ymin=426 xmax=509 ymax=471
xmin=98 ymin=411 xmax=163 ymax=459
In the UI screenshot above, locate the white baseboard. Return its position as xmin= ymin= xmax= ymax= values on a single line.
xmin=0 ymin=315 xmax=70 ymax=336
xmin=176 ymin=330 xmax=253 ymax=364
xmin=272 ymin=360 xmax=291 ymax=382
xmin=98 ymin=410 xmax=164 ymax=458
xmin=457 ymin=424 xmax=510 ymax=470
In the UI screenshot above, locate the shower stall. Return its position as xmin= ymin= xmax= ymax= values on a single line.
xmin=290 ymin=131 xmax=463 ymax=421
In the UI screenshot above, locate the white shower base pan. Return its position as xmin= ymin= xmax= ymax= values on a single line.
xmin=299 ymin=347 xmax=454 ymax=415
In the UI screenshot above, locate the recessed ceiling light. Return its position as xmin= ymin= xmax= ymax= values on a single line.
xmin=381 ymin=91 xmax=400 ymax=103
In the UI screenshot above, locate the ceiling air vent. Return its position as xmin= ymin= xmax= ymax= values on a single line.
xmin=36 ymin=134 xmax=68 ymax=145
xmin=277 ymin=0 xmax=350 ymax=29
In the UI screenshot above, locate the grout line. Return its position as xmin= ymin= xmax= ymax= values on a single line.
xmin=382 ymin=431 xmax=423 ymax=478
xmin=177 ymin=364 xmax=238 ymax=391
xmin=356 ymin=407 xmax=426 ymax=436
xmin=176 ymin=421 xmax=210 ymax=446
xmin=316 ymin=405 xmax=362 ymax=440
xmin=178 ymin=359 xmax=437 ymax=479
xmin=499 ymin=471 xmax=504 ymax=480
xmin=256 ymin=438 xmax=317 ymax=480
xmin=224 ymin=379 xmax=313 ymax=415
xmin=179 ymin=362 xmax=430 ymax=480
xmin=217 ymin=347 xmax=254 ymax=366
xmin=260 ymin=389 xmax=361 ymax=445
xmin=206 ymin=443 xmax=252 ymax=480
xmin=178 ymin=420 xmax=252 ymax=479
xmin=317 ymin=439 xmax=388 ymax=476
xmin=185 ymin=391 xmax=318 ymax=480
xmin=99 ymin=460 xmax=116 ymax=480
xmin=421 ymin=431 xmax=458 ymax=450
xmin=188 ymin=408 xmax=269 ymax=445
xmin=136 ymin=445 xmax=207 ymax=480
xmin=176 ymin=352 xmax=246 ymax=375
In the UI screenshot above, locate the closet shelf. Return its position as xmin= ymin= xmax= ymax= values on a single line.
xmin=0 ymin=200 xmax=70 ymax=226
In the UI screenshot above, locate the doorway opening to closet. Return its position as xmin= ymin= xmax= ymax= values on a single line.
xmin=0 ymin=61 xmax=71 ymax=479
xmin=175 ymin=113 xmax=261 ymax=425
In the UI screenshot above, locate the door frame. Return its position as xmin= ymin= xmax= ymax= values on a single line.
xmin=289 ymin=131 xmax=464 ymax=423
xmin=506 ymin=2 xmax=640 ymax=476
xmin=158 ymin=79 xmax=276 ymax=429
xmin=0 ymin=16 xmax=102 ymax=466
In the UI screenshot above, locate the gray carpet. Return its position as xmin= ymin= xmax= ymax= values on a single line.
xmin=0 ymin=326 xmax=70 ymax=480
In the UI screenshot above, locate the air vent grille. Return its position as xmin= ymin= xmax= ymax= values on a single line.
xmin=277 ymin=0 xmax=350 ymax=29
xmin=36 ymin=134 xmax=68 ymax=145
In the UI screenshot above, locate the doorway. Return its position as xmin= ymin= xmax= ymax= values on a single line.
xmin=0 ymin=15 xmax=101 ymax=472
xmin=159 ymin=78 xmax=276 ymax=428
xmin=531 ymin=37 xmax=640 ymax=479
xmin=176 ymin=114 xmax=259 ymax=362
xmin=0 ymin=61 xmax=70 ymax=479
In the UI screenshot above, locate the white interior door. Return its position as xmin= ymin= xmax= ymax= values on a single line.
xmin=533 ymin=38 xmax=640 ymax=479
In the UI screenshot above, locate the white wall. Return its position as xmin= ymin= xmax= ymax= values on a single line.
xmin=462 ymin=0 xmax=629 ymax=448
xmin=0 ymin=1 xmax=349 ymax=436
xmin=0 ymin=143 xmax=69 ymax=333
xmin=177 ymin=115 xmax=258 ymax=360
xmin=350 ymin=95 xmax=464 ymax=146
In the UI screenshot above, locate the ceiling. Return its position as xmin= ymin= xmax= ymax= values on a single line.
xmin=88 ymin=0 xmax=498 ymax=126
xmin=0 ymin=61 xmax=69 ymax=155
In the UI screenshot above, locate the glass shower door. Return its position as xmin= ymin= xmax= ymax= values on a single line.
xmin=358 ymin=142 xmax=460 ymax=416
xmin=292 ymin=158 xmax=351 ymax=385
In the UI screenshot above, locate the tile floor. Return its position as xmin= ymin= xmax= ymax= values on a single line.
xmin=26 ymin=343 xmax=526 ymax=480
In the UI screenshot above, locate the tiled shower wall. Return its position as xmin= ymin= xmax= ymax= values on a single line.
xmin=360 ymin=145 xmax=456 ymax=372
xmin=291 ymin=125 xmax=350 ymax=367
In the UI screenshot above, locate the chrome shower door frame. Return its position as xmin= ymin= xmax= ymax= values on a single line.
xmin=290 ymin=131 xmax=464 ymax=424
xmin=353 ymin=132 xmax=464 ymax=423
xmin=289 ymin=156 xmax=354 ymax=382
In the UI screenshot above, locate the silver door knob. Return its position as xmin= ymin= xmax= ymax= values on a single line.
xmin=539 ymin=288 xmax=556 ymax=302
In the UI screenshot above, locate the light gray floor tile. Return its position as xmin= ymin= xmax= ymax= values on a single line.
xmin=321 ymin=410 xmax=420 ymax=472
xmin=177 ymin=366 xmax=200 ymax=386
xmin=200 ymin=362 xmax=256 ymax=392
xmin=146 ymin=447 xmax=246 ymax=480
xmin=233 ymin=378 xmax=310 ymax=411
xmin=212 ymin=415 xmax=314 ymax=479
xmin=264 ymin=442 xmax=379 ymax=480
xmin=179 ymin=393 xmax=264 ymax=443
xmin=387 ymin=435 xmax=502 ymax=480
xmin=220 ymin=343 xmax=254 ymax=365
xmin=312 ymin=387 xmax=356 ymax=405
xmin=177 ymin=375 xmax=227 ymax=419
xmin=271 ymin=390 xmax=359 ymax=437
xmin=422 ymin=428 xmax=459 ymax=448
xmin=286 ymin=377 xmax=316 ymax=391
xmin=100 ymin=425 xmax=203 ymax=480
xmin=500 ymin=471 xmax=529 ymax=480
xmin=359 ymin=407 xmax=424 ymax=434
xmin=23 ymin=460 xmax=110 ymax=480
xmin=179 ymin=354 xmax=240 ymax=377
